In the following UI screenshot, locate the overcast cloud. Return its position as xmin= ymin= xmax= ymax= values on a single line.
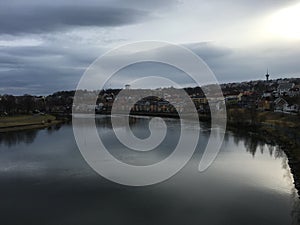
xmin=0 ymin=0 xmax=300 ymax=95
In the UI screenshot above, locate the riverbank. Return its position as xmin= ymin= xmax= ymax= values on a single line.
xmin=0 ymin=114 xmax=64 ymax=133
xmin=227 ymin=109 xmax=300 ymax=197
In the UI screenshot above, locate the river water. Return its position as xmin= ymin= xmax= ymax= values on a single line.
xmin=0 ymin=115 xmax=298 ymax=225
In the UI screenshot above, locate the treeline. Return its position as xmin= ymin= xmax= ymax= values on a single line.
xmin=0 ymin=91 xmax=75 ymax=115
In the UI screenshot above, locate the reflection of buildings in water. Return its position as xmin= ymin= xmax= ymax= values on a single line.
xmin=94 ymin=116 xmax=140 ymax=129
xmin=94 ymin=115 xmax=178 ymax=130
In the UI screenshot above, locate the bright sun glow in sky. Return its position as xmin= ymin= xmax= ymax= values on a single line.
xmin=266 ymin=3 xmax=300 ymax=39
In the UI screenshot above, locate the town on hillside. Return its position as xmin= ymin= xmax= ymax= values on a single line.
xmin=0 ymin=76 xmax=300 ymax=116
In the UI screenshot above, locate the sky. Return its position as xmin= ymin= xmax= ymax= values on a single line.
xmin=1 ymin=0 xmax=300 ymax=95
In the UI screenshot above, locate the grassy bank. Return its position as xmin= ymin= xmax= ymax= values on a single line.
xmin=0 ymin=114 xmax=62 ymax=132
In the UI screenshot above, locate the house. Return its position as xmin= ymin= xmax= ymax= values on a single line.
xmin=157 ymin=100 xmax=171 ymax=112
xmin=284 ymin=104 xmax=299 ymax=114
xmin=274 ymin=97 xmax=288 ymax=111
xmin=262 ymin=91 xmax=273 ymax=98
xmin=288 ymin=85 xmax=300 ymax=97
xmin=258 ymin=99 xmax=272 ymax=111
xmin=192 ymin=96 xmax=208 ymax=104
xmin=277 ymin=83 xmax=295 ymax=96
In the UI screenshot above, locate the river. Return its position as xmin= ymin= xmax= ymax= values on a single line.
xmin=0 ymin=115 xmax=298 ymax=225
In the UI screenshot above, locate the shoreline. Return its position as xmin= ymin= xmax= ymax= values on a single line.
xmin=96 ymin=111 xmax=212 ymax=121
xmin=0 ymin=114 xmax=65 ymax=133
xmin=0 ymin=120 xmax=63 ymax=133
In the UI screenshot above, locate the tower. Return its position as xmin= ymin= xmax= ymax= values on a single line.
xmin=265 ymin=69 xmax=270 ymax=82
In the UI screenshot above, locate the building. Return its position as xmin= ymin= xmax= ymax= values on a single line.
xmin=277 ymin=83 xmax=295 ymax=96
xmin=274 ymin=97 xmax=288 ymax=111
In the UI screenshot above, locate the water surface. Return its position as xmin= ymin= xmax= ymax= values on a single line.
xmin=0 ymin=116 xmax=298 ymax=225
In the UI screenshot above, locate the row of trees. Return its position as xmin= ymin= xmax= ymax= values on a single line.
xmin=0 ymin=94 xmax=38 ymax=115
xmin=0 ymin=91 xmax=75 ymax=115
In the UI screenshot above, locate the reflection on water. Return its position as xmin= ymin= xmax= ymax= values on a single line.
xmin=0 ymin=129 xmax=38 ymax=147
xmin=0 ymin=115 xmax=299 ymax=225
xmin=0 ymin=124 xmax=62 ymax=148
xmin=226 ymin=131 xmax=285 ymax=158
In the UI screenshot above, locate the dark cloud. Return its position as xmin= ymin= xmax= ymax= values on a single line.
xmin=0 ymin=43 xmax=100 ymax=95
xmin=0 ymin=0 xmax=180 ymax=35
xmin=0 ymin=4 xmax=148 ymax=35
